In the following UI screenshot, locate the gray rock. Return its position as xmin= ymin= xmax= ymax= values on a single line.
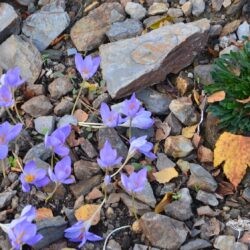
xmin=148 ymin=3 xmax=169 ymax=15
xmin=0 ymin=35 xmax=42 ymax=85
xmin=70 ymin=3 xmax=125 ymax=51
xmin=164 ymin=188 xmax=193 ymax=221
xmin=237 ymin=21 xmax=250 ymax=40
xmin=125 ymin=2 xmax=147 ymax=20
xmin=226 ymin=0 xmax=246 ymax=15
xmin=34 ymin=216 xmax=67 ymax=249
xmin=0 ymin=3 xmax=20 ymax=44
xmin=214 ymin=235 xmax=235 ymax=250
xmin=191 ymin=0 xmax=205 ymax=16
xmin=219 ymin=45 xmax=239 ymax=57
xmin=136 ymin=88 xmax=172 ymax=115
xmin=182 ymin=1 xmax=192 ymax=16
xmin=143 ymin=15 xmax=162 ymax=28
xmin=194 ymin=64 xmax=213 ymax=85
xmin=140 ymin=212 xmax=188 ymax=249
xmin=180 ymin=239 xmax=211 ymax=250
xmin=48 ymin=77 xmax=73 ymax=99
xmin=80 ymin=139 xmax=98 ymax=159
xmin=23 ymin=143 xmax=52 ymax=163
xmin=187 ymin=163 xmax=218 ymax=192
xmin=98 ymin=128 xmax=128 ymax=159
xmin=209 ymin=24 xmax=223 ymax=37
xmin=0 ymin=191 xmax=16 ymax=209
xmin=156 ymin=153 xmax=175 ymax=171
xmin=54 ymin=99 xmax=74 ymax=116
xmin=100 ymin=19 xmax=210 ymax=98
xmin=160 ymin=183 xmax=176 ymax=195
xmin=232 ymin=242 xmax=248 ymax=250
xmin=164 ymin=113 xmax=183 ymax=135
xmin=169 ymin=97 xmax=199 ymax=125
xmin=21 ymin=95 xmax=53 ymax=117
xmin=57 ymin=115 xmax=77 ymax=127
xmin=212 ymin=0 xmax=224 ymax=12
xmin=242 ymin=187 xmax=250 ymax=202
xmin=34 ymin=116 xmax=55 ymax=135
xmin=107 ymin=239 xmax=121 ymax=250
xmin=22 ymin=2 xmax=70 ymax=51
xmin=74 ymin=160 xmax=100 ymax=181
xmin=92 ymin=93 xmax=110 ymax=109
xmin=167 ymin=8 xmax=183 ymax=17
xmin=16 ymin=0 xmax=35 ymax=6
xmin=196 ymin=190 xmax=219 ymax=206
xmin=106 ymin=19 xmax=143 ymax=42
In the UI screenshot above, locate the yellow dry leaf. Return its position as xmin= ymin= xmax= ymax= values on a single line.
xmin=153 ymin=167 xmax=178 ymax=184
xmin=155 ymin=192 xmax=172 ymax=213
xmin=193 ymin=89 xmax=200 ymax=105
xmin=149 ymin=16 xmax=172 ymax=29
xmin=207 ymin=91 xmax=226 ymax=103
xmin=75 ymin=204 xmax=100 ymax=225
xmin=182 ymin=124 xmax=198 ymax=139
xmin=236 ymin=96 xmax=250 ymax=104
xmin=214 ymin=132 xmax=250 ymax=188
xmin=36 ymin=208 xmax=53 ymax=221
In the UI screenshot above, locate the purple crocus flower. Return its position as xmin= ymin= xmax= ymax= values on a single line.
xmin=48 ymin=156 xmax=75 ymax=184
xmin=100 ymin=102 xmax=121 ymax=127
xmin=44 ymin=125 xmax=71 ymax=157
xmin=0 ymin=67 xmax=25 ymax=88
xmin=97 ymin=140 xmax=122 ymax=169
xmin=128 ymin=136 xmax=156 ymax=160
xmin=19 ymin=205 xmax=36 ymax=222
xmin=20 ymin=161 xmax=50 ymax=192
xmin=64 ymin=221 xmax=102 ymax=248
xmin=121 ymin=167 xmax=148 ymax=193
xmin=121 ymin=93 xmax=141 ymax=118
xmin=7 ymin=219 xmax=42 ymax=250
xmin=75 ymin=53 xmax=100 ymax=80
xmin=0 ymin=122 xmax=22 ymax=160
xmin=0 ymin=84 xmax=14 ymax=107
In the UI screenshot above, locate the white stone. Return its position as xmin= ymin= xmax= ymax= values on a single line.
xmin=237 ymin=21 xmax=250 ymax=40
xmin=219 ymin=45 xmax=239 ymax=57
xmin=182 ymin=1 xmax=192 ymax=16
xmin=125 ymin=2 xmax=146 ymax=20
xmin=191 ymin=0 xmax=205 ymax=16
xmin=223 ymin=0 xmax=231 ymax=8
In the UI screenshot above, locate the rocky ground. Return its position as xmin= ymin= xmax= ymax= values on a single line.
xmin=0 ymin=0 xmax=250 ymax=249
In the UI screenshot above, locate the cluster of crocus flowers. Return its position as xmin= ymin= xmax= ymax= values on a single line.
xmin=0 ymin=205 xmax=42 ymax=250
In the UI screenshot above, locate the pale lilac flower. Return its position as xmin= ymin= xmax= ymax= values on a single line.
xmin=121 ymin=168 xmax=147 ymax=193
xmin=75 ymin=53 xmax=100 ymax=80
xmin=20 ymin=161 xmax=50 ymax=192
xmin=100 ymin=102 xmax=120 ymax=127
xmin=128 ymin=136 xmax=156 ymax=160
xmin=64 ymin=221 xmax=102 ymax=248
xmin=19 ymin=205 xmax=36 ymax=222
xmin=48 ymin=156 xmax=75 ymax=184
xmin=44 ymin=125 xmax=71 ymax=157
xmin=104 ymin=175 xmax=111 ymax=186
xmin=0 ymin=84 xmax=14 ymax=107
xmin=0 ymin=122 xmax=22 ymax=160
xmin=121 ymin=93 xmax=141 ymax=118
xmin=0 ymin=67 xmax=25 ymax=88
xmin=97 ymin=140 xmax=122 ymax=169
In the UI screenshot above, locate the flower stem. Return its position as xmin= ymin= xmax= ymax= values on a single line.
xmin=87 ymin=198 xmax=106 ymax=225
xmin=5 ymin=108 xmax=17 ymax=124
xmin=50 ymin=153 xmax=54 ymax=169
xmin=14 ymin=99 xmax=24 ymax=125
xmin=12 ymin=152 xmax=23 ymax=172
xmin=128 ymin=118 xmax=132 ymax=140
xmin=45 ymin=182 xmax=59 ymax=203
xmin=78 ymin=123 xmax=106 ymax=129
xmin=71 ymin=82 xmax=85 ymax=115
xmin=1 ymin=159 xmax=6 ymax=178
xmin=131 ymin=193 xmax=138 ymax=220
xmin=110 ymin=155 xmax=131 ymax=178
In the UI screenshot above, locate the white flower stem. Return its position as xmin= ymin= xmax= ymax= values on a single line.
xmin=71 ymin=82 xmax=85 ymax=115
xmin=110 ymin=155 xmax=131 ymax=178
xmin=5 ymin=108 xmax=17 ymax=124
xmin=1 ymin=159 xmax=6 ymax=178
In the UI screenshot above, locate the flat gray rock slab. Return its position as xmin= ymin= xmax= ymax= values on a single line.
xmin=22 ymin=2 xmax=70 ymax=51
xmin=100 ymin=19 xmax=210 ymax=98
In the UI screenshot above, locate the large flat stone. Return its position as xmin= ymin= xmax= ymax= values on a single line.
xmin=100 ymin=19 xmax=210 ymax=98
xmin=0 ymin=35 xmax=42 ymax=85
xmin=0 ymin=3 xmax=20 ymax=44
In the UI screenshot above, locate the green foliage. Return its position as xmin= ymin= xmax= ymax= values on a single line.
xmin=205 ymin=42 xmax=250 ymax=134
xmin=8 ymin=156 xmax=17 ymax=169
xmin=132 ymin=162 xmax=153 ymax=172
xmin=172 ymin=192 xmax=181 ymax=200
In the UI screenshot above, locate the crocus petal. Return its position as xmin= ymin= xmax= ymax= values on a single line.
xmin=6 ymin=123 xmax=22 ymax=142
xmin=0 ymin=84 xmax=14 ymax=107
xmin=100 ymin=103 xmax=110 ymax=121
xmin=121 ymin=173 xmax=131 ymax=193
xmin=20 ymin=205 xmax=36 ymax=222
xmin=54 ymin=156 xmax=72 ymax=182
xmin=23 ymin=161 xmax=37 ymax=173
xmin=0 ymin=145 xmax=8 ymax=160
xmin=61 ymin=176 xmax=75 ymax=184
xmin=48 ymin=168 xmax=57 ymax=182
xmin=75 ymin=53 xmax=85 ymax=75
xmin=26 ymin=233 xmax=43 ymax=246
xmin=86 ymin=231 xmax=103 ymax=242
xmin=35 ymin=176 xmax=50 ymax=187
xmin=54 ymin=144 xmax=69 ymax=157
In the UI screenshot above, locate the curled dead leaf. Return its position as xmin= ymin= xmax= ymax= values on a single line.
xmin=236 ymin=96 xmax=250 ymax=104
xmin=155 ymin=192 xmax=172 ymax=213
xmin=75 ymin=204 xmax=100 ymax=225
xmin=153 ymin=167 xmax=178 ymax=184
xmin=207 ymin=91 xmax=226 ymax=103
xmin=182 ymin=124 xmax=198 ymax=139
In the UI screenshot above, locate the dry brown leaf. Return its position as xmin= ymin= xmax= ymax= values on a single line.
xmin=36 ymin=208 xmax=53 ymax=221
xmin=155 ymin=192 xmax=172 ymax=213
xmin=217 ymin=181 xmax=235 ymax=196
xmin=155 ymin=119 xmax=171 ymax=141
xmin=221 ymin=19 xmax=241 ymax=36
xmin=236 ymin=96 xmax=250 ymax=104
xmin=75 ymin=204 xmax=100 ymax=225
xmin=207 ymin=91 xmax=226 ymax=103
xmin=214 ymin=132 xmax=250 ymax=188
xmin=193 ymin=89 xmax=200 ymax=105
xmin=74 ymin=109 xmax=88 ymax=122
xmin=198 ymin=145 xmax=213 ymax=163
xmin=153 ymin=167 xmax=178 ymax=184
xmin=182 ymin=124 xmax=198 ymax=139
xmin=67 ymin=131 xmax=85 ymax=147
xmin=192 ymin=133 xmax=202 ymax=148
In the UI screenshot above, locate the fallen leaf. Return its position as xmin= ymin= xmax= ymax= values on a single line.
xmin=153 ymin=167 xmax=178 ymax=184
xmin=207 ymin=91 xmax=226 ymax=103
xmin=36 ymin=208 xmax=53 ymax=221
xmin=155 ymin=119 xmax=171 ymax=141
xmin=74 ymin=109 xmax=88 ymax=122
xmin=67 ymin=131 xmax=85 ymax=147
xmin=220 ymin=19 xmax=241 ymax=36
xmin=75 ymin=204 xmax=100 ymax=225
xmin=214 ymin=132 xmax=250 ymax=188
xmin=198 ymin=145 xmax=213 ymax=163
xmin=149 ymin=16 xmax=172 ymax=30
xmin=182 ymin=124 xmax=198 ymax=139
xmin=192 ymin=133 xmax=202 ymax=148
xmin=217 ymin=181 xmax=234 ymax=196
xmin=155 ymin=192 xmax=172 ymax=213
xmin=236 ymin=96 xmax=250 ymax=104
xmin=193 ymin=89 xmax=200 ymax=105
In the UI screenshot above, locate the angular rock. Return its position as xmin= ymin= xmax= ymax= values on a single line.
xmin=156 ymin=153 xmax=175 ymax=171
xmin=0 ymin=191 xmax=16 ymax=209
xmin=133 ymin=244 xmax=160 ymax=250
xmin=237 ymin=21 xmax=250 ymax=40
xmin=219 ymin=45 xmax=239 ymax=57
xmin=164 ymin=113 xmax=183 ymax=135
xmin=125 ymin=2 xmax=147 ymax=20
xmin=169 ymin=97 xmax=199 ymax=125
xmin=0 ymin=35 xmax=42 ymax=85
xmin=187 ymin=163 xmax=218 ymax=192
xmin=57 ymin=115 xmax=77 ymax=127
xmin=164 ymin=188 xmax=193 ymax=221
xmin=98 ymin=128 xmax=128 ymax=159
xmin=80 ymin=139 xmax=98 ymax=159
xmin=212 ymin=0 xmax=224 ymax=12
xmin=0 ymin=3 xmax=20 ymax=44
xmin=100 ymin=19 xmax=210 ymax=98
xmin=182 ymin=1 xmax=192 ymax=16
xmin=214 ymin=235 xmax=235 ymax=250
xmin=17 ymin=0 xmax=35 ymax=6
xmin=48 ymin=77 xmax=73 ymax=99
xmin=92 ymin=93 xmax=110 ymax=109
xmin=232 ymin=242 xmax=248 ymax=250
xmin=148 ymin=3 xmax=168 ymax=15
xmin=167 ymin=8 xmax=183 ymax=18
xmin=242 ymin=187 xmax=250 ymax=202
xmin=34 ymin=116 xmax=55 ymax=135
xmin=209 ymin=24 xmax=223 ymax=37
xmin=197 ymin=205 xmax=219 ymax=217
xmin=74 ymin=160 xmax=100 ymax=181
xmin=196 ymin=190 xmax=219 ymax=206
xmin=25 ymin=84 xmax=45 ymax=96
xmin=164 ymin=135 xmax=194 ymax=158
xmin=34 ymin=216 xmax=67 ymax=249
xmin=140 ymin=212 xmax=188 ymax=249
xmin=54 ymin=99 xmax=74 ymax=116
xmin=106 ymin=19 xmax=143 ymax=42
xmin=107 ymin=239 xmax=122 ymax=250
xmin=70 ymin=3 xmax=125 ymax=51
xmin=143 ymin=15 xmax=162 ymax=28
xmin=21 ymin=95 xmax=53 ymax=117
xmin=191 ymin=0 xmax=205 ymax=16
xmin=22 ymin=2 xmax=70 ymax=51
xmin=180 ymin=239 xmax=211 ymax=250
xmin=136 ymin=88 xmax=172 ymax=115
xmin=194 ymin=64 xmax=213 ymax=85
